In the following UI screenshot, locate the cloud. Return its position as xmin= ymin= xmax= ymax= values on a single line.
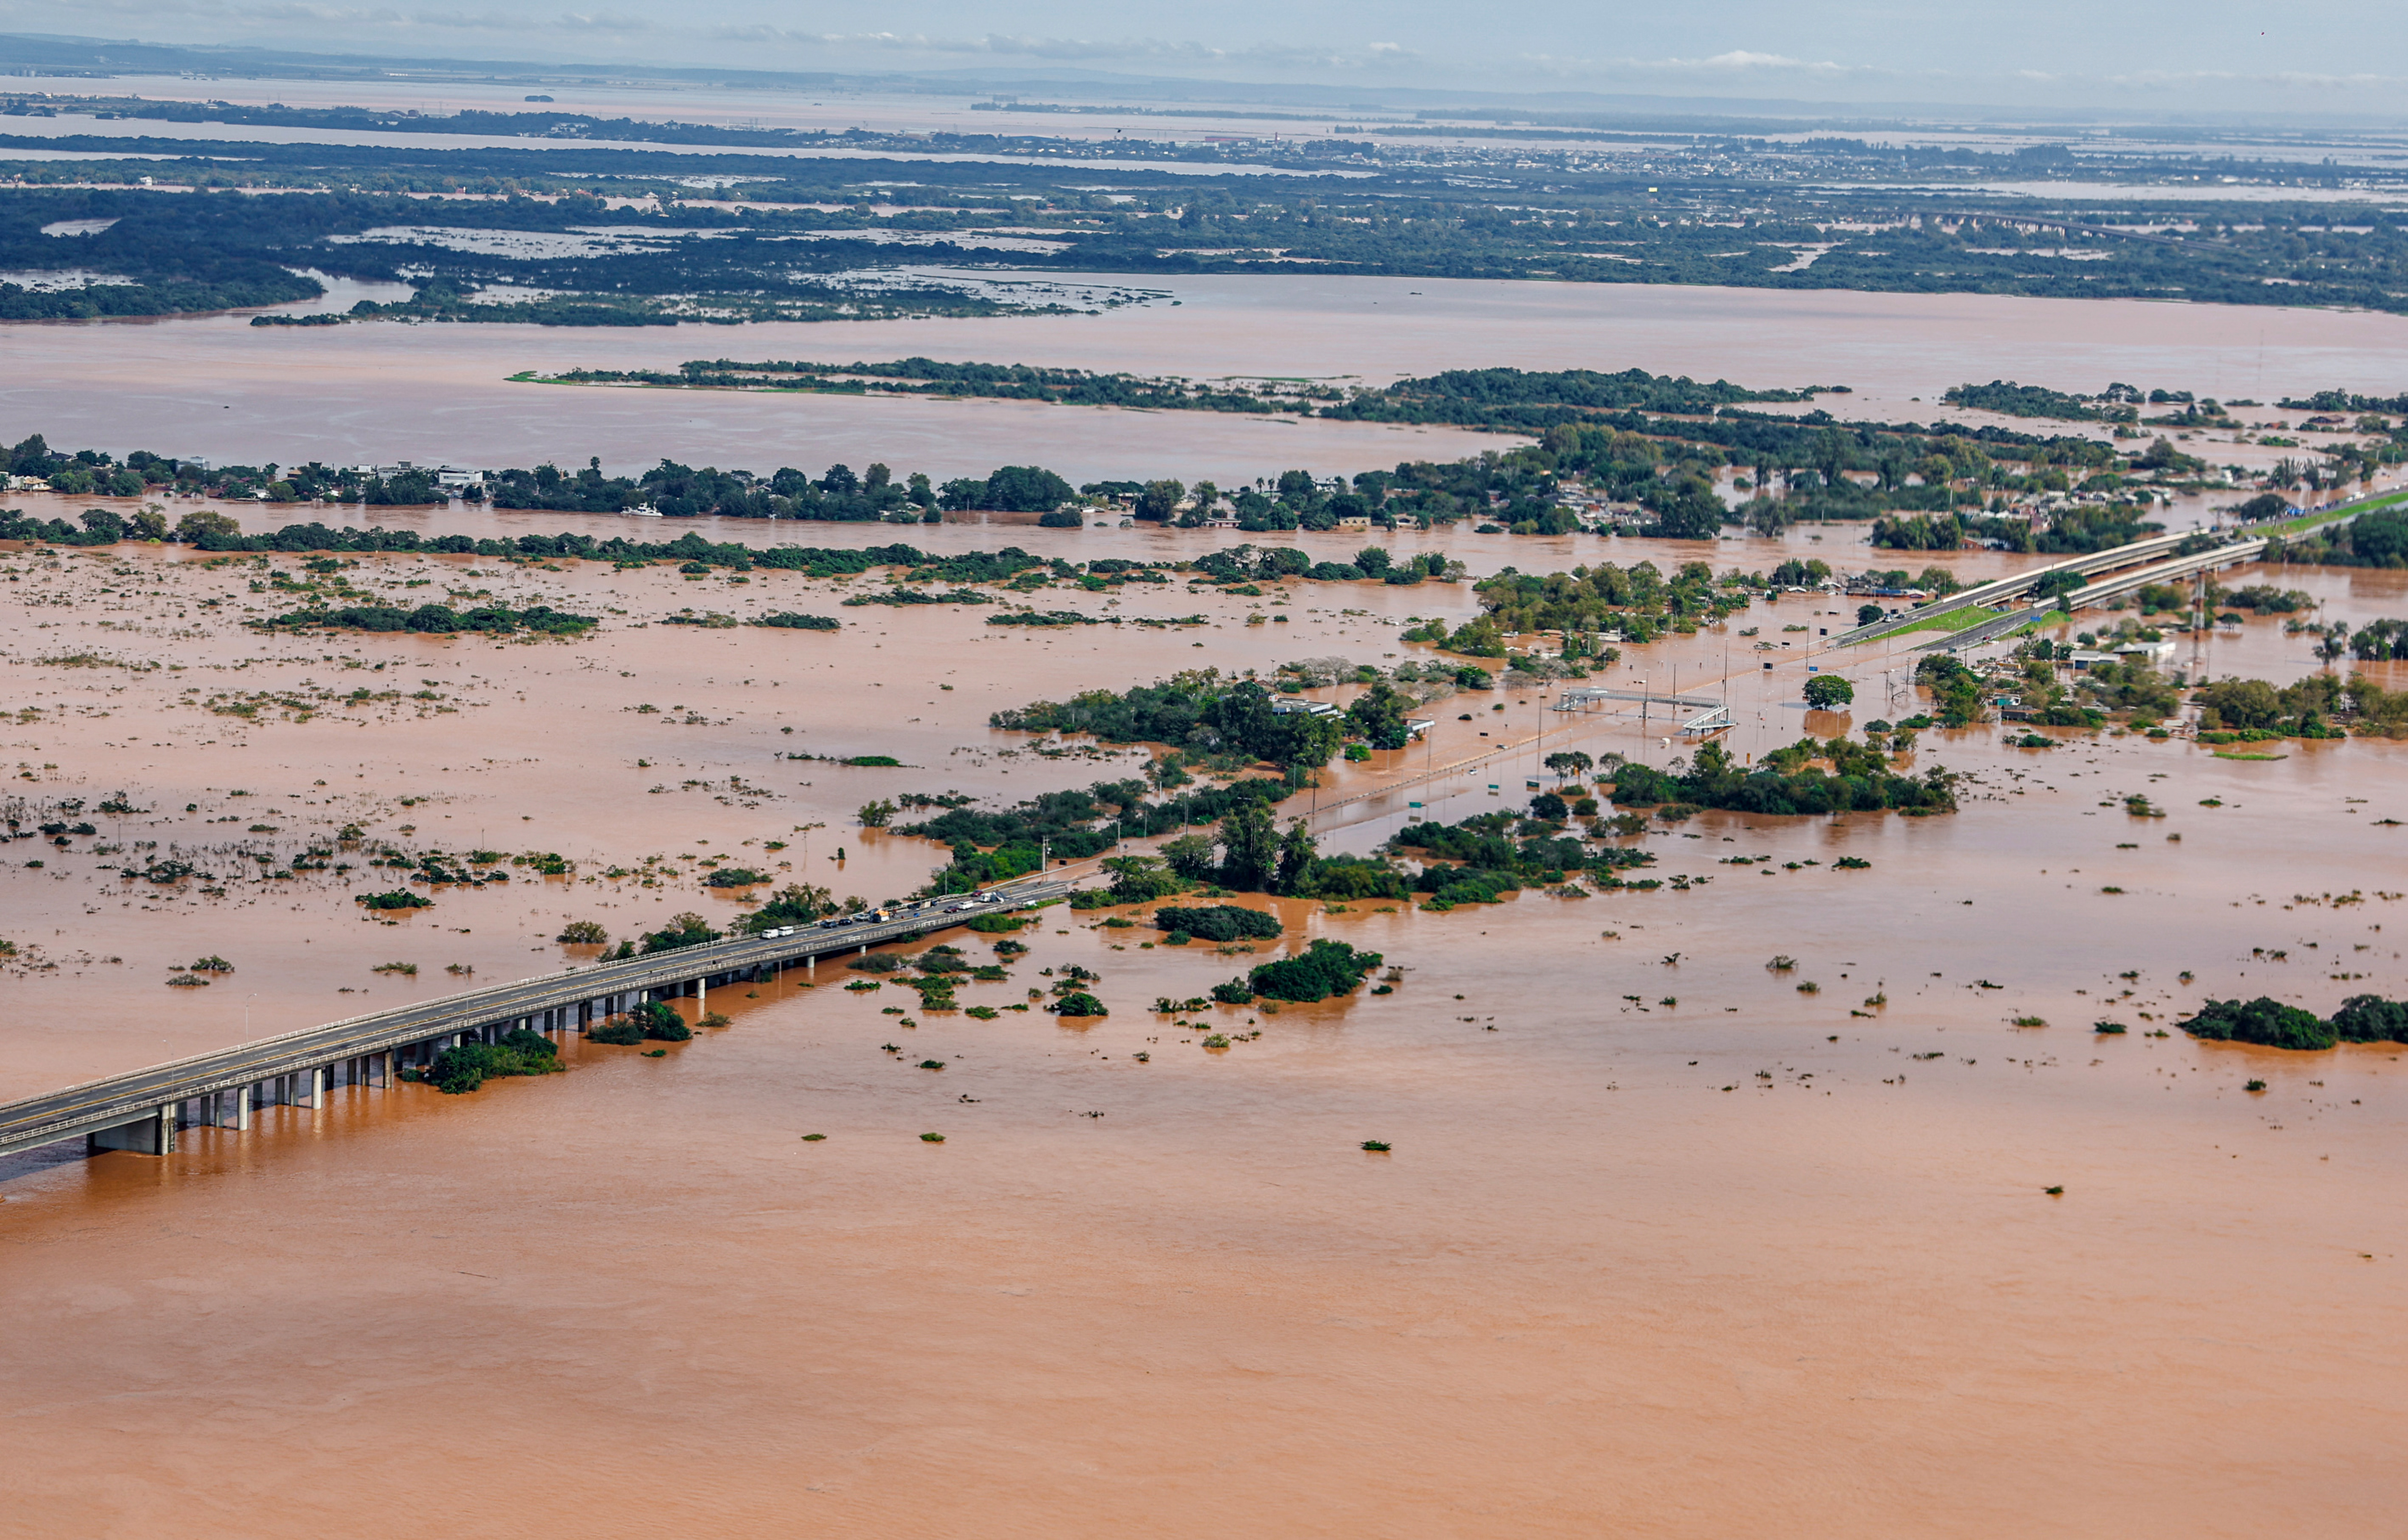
xmin=553 ymin=9 xmax=646 ymax=31
xmin=1516 ymin=47 xmax=1893 ymax=82
xmin=711 ymin=26 xmax=1416 ymax=72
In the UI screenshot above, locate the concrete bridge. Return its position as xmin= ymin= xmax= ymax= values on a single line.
xmin=0 ymin=879 xmax=1072 ymax=1162
xmin=1831 ymin=489 xmax=2405 ymax=651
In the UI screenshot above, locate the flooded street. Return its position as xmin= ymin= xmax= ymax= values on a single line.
xmin=1 ymin=515 xmax=2405 ymax=1535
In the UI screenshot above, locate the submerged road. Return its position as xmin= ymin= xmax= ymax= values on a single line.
xmin=0 ymin=878 xmax=1073 ymax=1160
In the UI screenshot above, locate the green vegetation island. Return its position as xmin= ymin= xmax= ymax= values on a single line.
xmin=11 ymin=359 xmax=2395 ymax=551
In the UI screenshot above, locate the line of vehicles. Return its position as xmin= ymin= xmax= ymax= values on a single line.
xmin=752 ymin=889 xmax=1014 ymax=941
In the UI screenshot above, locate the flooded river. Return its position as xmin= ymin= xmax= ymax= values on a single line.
xmin=6 ymin=273 xmax=2408 ymax=487
xmin=0 ymin=522 xmax=2404 ymax=1535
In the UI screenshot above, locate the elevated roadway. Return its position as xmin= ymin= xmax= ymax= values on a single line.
xmin=0 ymin=878 xmax=1073 ymax=1161
xmin=1838 ymin=488 xmax=2404 ymax=653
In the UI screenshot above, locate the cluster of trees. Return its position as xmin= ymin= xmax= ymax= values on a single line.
xmin=2 ymin=434 xmax=360 ymax=506
xmin=990 ymin=673 xmax=1350 ymax=769
xmin=590 ymin=1001 xmax=694 ymax=1045
xmin=899 ymin=768 xmax=1408 ymax=902
xmin=1152 ymin=904 xmax=1283 ymax=942
xmin=2191 ymin=672 xmax=2408 ymax=737
xmin=1216 ymin=939 xmax=1384 ymax=1004
xmin=1184 ymin=542 xmax=1455 ymax=584
xmin=1391 ymin=805 xmax=1654 ymax=907
xmin=2183 ymin=995 xmax=2408 ymax=1051
xmin=1873 ymin=504 xmax=2166 ymax=554
xmin=423 ymin=1028 xmax=562 ymax=1093
xmin=573 ymin=357 xmax=1283 ymax=415
xmin=1472 ymin=558 xmax=1747 ymax=640
xmin=2345 ymin=619 xmax=2408 ymax=661
xmin=1319 ymin=366 xmax=1820 ymax=426
xmin=1941 ymin=380 xmax=2112 ymax=422
xmin=2275 ymin=507 xmax=2408 ymax=569
xmin=258 ymin=601 xmax=596 ymax=636
xmin=487 ymin=456 xmax=949 ymax=519
xmin=1611 ymin=739 xmax=1956 ymax=817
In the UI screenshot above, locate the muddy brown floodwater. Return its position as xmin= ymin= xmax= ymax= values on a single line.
xmin=10 ymin=272 xmax=2408 ymax=485
xmin=2 ymin=523 xmax=2405 ymax=1537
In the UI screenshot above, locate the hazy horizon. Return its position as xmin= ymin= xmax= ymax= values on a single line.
xmin=2 ymin=1 xmax=2405 ymax=123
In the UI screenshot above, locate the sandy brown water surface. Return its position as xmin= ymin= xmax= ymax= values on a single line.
xmin=1 ymin=534 xmax=2405 ymax=1537
xmin=8 ymin=274 xmax=2408 ymax=485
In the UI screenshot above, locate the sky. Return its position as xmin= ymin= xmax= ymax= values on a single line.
xmin=6 ymin=0 xmax=2407 ymax=118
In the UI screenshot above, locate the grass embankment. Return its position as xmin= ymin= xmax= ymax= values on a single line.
xmin=1883 ymin=606 xmax=1997 ymax=638
xmin=2256 ymin=487 xmax=2408 ymax=538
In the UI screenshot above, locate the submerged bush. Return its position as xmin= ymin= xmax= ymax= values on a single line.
xmin=2332 ymin=994 xmax=2408 ymax=1043
xmin=427 ymin=1029 xmax=561 ymax=1093
xmin=632 ymin=1000 xmax=692 ymax=1041
xmin=2182 ymin=996 xmax=2336 ymax=1051
xmin=1237 ymin=939 xmax=1384 ymax=1003
xmin=1151 ymin=904 xmax=1282 ymax=942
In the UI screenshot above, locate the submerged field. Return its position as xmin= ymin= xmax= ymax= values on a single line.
xmin=0 ymin=506 xmax=2404 ymax=1535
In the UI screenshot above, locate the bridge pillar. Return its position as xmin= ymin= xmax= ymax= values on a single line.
xmin=232 ymin=1085 xmax=252 ymax=1130
xmin=370 ymin=1051 xmax=392 ymax=1088
xmin=293 ymin=1066 xmax=325 ymax=1109
xmin=88 ymin=1104 xmax=176 ymax=1155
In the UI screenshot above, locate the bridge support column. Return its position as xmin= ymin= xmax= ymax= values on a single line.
xmin=203 ymin=1089 xmax=246 ymax=1129
xmin=88 ymin=1104 xmax=176 ymax=1155
xmin=293 ymin=1066 xmax=325 ymax=1109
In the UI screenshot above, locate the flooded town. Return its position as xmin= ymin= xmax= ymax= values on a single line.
xmin=2 ymin=27 xmax=2406 ymax=1540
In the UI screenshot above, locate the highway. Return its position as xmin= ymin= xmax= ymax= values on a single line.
xmin=1837 ymin=487 xmax=2406 ymax=651
xmin=0 ymin=878 xmax=1074 ymax=1160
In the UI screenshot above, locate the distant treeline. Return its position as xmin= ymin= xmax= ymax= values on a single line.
xmin=10 ymin=148 xmax=2408 ymax=322
xmin=546 ymin=358 xmax=1286 ymax=415
xmin=539 ymin=361 xmax=1831 ymax=429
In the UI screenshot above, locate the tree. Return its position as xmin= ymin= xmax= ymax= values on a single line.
xmin=2032 ymin=568 xmax=2087 ymax=604
xmin=1219 ymin=802 xmax=1279 ymax=891
xmin=175 ymin=509 xmax=241 ymax=543
xmin=638 ymin=913 xmax=718 ymax=954
xmin=858 ymin=798 xmax=897 ymax=828
xmin=1543 ymin=750 xmax=1594 ymax=783
xmin=1803 ymin=675 xmax=1856 ymax=709
xmin=1344 ymin=679 xmax=1410 ymax=751
xmin=632 ymin=1000 xmax=692 ymax=1041
xmin=745 ymin=883 xmax=835 ymax=930
xmin=982 ymin=465 xmax=1075 ymax=513
xmin=1274 ymin=818 xmax=1317 ymax=894
xmin=1134 ymin=478 xmax=1184 ymax=521
xmin=1103 ymin=855 xmax=1181 ymax=902
xmin=1856 ymin=603 xmax=1884 ymax=627
xmin=555 ymin=920 xmax=608 ymax=945
xmin=1161 ymin=833 xmax=1219 ymax=882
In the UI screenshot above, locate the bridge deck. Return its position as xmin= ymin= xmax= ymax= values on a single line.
xmin=1832 ymin=489 xmax=2400 ymax=650
xmin=0 ymin=879 xmax=1072 ymax=1160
